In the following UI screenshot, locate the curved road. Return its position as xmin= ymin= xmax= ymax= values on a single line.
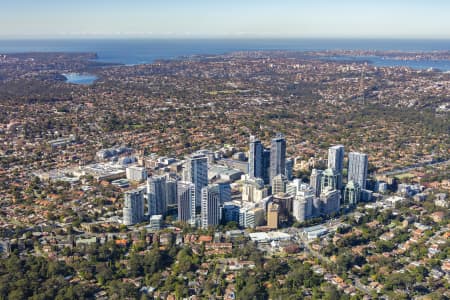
xmin=378 ymin=159 xmax=449 ymax=176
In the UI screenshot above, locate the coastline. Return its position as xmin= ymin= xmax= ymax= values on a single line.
xmin=1 ymin=38 xmax=450 ymax=70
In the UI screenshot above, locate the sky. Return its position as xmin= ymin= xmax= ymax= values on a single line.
xmin=1 ymin=0 xmax=450 ymax=39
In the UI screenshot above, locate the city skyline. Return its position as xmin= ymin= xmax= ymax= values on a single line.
xmin=2 ymin=0 xmax=450 ymax=39
xmin=1 ymin=37 xmax=448 ymax=298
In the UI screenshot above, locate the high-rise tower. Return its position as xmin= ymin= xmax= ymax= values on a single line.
xmin=201 ymin=184 xmax=221 ymax=229
xmin=310 ymin=169 xmax=324 ymax=197
xmin=348 ymin=152 xmax=368 ymax=189
xmin=123 ymin=189 xmax=145 ymax=225
xmin=147 ymin=175 xmax=167 ymax=216
xmin=328 ymin=145 xmax=344 ymax=189
xmin=177 ymin=181 xmax=196 ymax=226
xmin=270 ymin=133 xmax=286 ymax=184
xmin=262 ymin=148 xmax=271 ymax=184
xmin=183 ymin=152 xmax=208 ymax=208
xmin=248 ymin=135 xmax=263 ymax=179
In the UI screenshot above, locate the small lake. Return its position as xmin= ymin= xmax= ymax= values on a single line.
xmin=63 ymin=73 xmax=98 ymax=85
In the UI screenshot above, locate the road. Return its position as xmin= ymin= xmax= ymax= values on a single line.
xmin=301 ymin=238 xmax=331 ymax=265
xmin=379 ymin=159 xmax=450 ymax=176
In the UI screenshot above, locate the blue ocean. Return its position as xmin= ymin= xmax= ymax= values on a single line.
xmin=0 ymin=38 xmax=449 ymax=70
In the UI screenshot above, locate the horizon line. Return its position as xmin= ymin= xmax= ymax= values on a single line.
xmin=0 ymin=36 xmax=450 ymax=41
xmin=1 ymin=36 xmax=450 ymax=41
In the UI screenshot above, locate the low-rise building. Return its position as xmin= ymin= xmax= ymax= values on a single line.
xmin=149 ymin=215 xmax=163 ymax=231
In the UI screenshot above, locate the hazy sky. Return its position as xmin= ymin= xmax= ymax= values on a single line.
xmin=1 ymin=0 xmax=450 ymax=38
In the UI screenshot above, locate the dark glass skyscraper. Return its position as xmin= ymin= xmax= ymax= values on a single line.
xmin=270 ymin=133 xmax=286 ymax=183
xmin=285 ymin=158 xmax=294 ymax=180
xmin=177 ymin=181 xmax=196 ymax=225
xmin=248 ymin=135 xmax=263 ymax=179
xmin=147 ymin=175 xmax=167 ymax=216
xmin=262 ymin=148 xmax=271 ymax=185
